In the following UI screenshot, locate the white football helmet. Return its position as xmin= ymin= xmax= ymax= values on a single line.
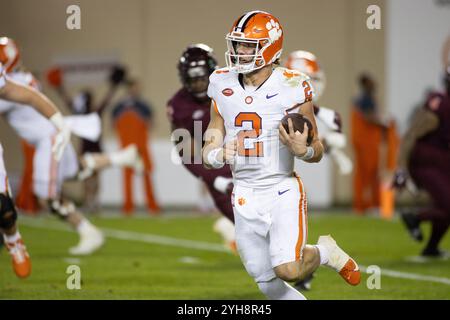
xmin=285 ymin=50 xmax=326 ymax=101
xmin=0 ymin=37 xmax=20 ymax=73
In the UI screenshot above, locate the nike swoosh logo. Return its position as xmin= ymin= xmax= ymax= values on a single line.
xmin=266 ymin=93 xmax=279 ymax=99
xmin=278 ymin=189 xmax=290 ymax=196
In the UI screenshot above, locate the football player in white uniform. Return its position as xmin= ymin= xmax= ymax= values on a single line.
xmin=0 ymin=59 xmax=72 ymax=278
xmin=202 ymin=11 xmax=360 ymax=300
xmin=0 ymin=37 xmax=141 ymax=257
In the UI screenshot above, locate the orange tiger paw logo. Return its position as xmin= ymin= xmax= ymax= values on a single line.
xmin=238 ymin=197 xmax=246 ymax=206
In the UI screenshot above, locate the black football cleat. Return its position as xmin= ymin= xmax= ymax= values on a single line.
xmin=421 ymin=248 xmax=449 ymax=259
xmin=400 ymin=211 xmax=423 ymax=242
xmin=294 ymin=272 xmax=314 ymax=291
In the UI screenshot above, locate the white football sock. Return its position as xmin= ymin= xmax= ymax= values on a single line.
xmin=76 ymin=218 xmax=95 ymax=235
xmin=257 ymin=278 xmax=306 ymax=300
xmin=4 ymin=231 xmax=21 ymax=243
xmin=315 ymin=244 xmax=329 ymax=265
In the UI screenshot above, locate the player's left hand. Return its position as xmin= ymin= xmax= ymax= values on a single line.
xmin=279 ymin=119 xmax=309 ymax=157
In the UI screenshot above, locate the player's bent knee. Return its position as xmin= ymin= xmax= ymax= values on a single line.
xmin=274 ymin=262 xmax=299 ymax=282
xmin=0 ymin=193 xmax=18 ymax=230
xmin=48 ymin=199 xmax=76 ymax=220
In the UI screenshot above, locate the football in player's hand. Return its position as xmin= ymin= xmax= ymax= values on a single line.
xmin=281 ymin=113 xmax=314 ymax=145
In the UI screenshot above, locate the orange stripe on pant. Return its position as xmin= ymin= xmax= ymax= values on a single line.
xmin=294 ymin=174 xmax=308 ymax=261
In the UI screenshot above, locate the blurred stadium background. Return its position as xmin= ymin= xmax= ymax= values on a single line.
xmin=0 ymin=0 xmax=449 ymax=299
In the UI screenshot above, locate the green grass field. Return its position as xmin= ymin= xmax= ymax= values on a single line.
xmin=0 ymin=210 xmax=449 ymax=300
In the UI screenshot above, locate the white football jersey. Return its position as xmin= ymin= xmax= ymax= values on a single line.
xmin=0 ymin=71 xmax=55 ymax=145
xmin=207 ymin=67 xmax=314 ymax=188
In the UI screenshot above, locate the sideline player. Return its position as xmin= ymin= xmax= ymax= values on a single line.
xmin=47 ymin=64 xmax=126 ymax=213
xmin=0 ymin=37 xmax=141 ymax=256
xmin=0 ymin=60 xmax=71 ymax=277
xmin=167 ymin=44 xmax=235 ymax=250
xmin=202 ymin=11 xmax=360 ymax=300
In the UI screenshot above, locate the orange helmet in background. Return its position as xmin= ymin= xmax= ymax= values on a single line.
xmin=0 ymin=37 xmax=20 ymax=73
xmin=225 ymin=11 xmax=283 ymax=74
xmin=286 ymin=50 xmax=326 ymax=101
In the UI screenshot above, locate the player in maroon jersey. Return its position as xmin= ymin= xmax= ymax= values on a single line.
xmin=393 ymin=66 xmax=450 ymax=258
xmin=167 ymin=44 xmax=236 ymax=251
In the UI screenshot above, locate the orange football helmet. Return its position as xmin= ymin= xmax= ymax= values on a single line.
xmin=225 ymin=11 xmax=283 ymax=74
xmin=286 ymin=50 xmax=326 ymax=101
xmin=0 ymin=37 xmax=20 ymax=73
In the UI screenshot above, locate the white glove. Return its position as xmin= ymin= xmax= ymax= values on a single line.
xmin=50 ymin=112 xmax=71 ymax=161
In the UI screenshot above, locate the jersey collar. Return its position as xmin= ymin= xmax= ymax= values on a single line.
xmin=238 ymin=67 xmax=275 ymax=92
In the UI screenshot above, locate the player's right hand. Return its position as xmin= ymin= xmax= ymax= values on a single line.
xmin=392 ymin=168 xmax=408 ymax=190
xmin=221 ymin=139 xmax=237 ymax=165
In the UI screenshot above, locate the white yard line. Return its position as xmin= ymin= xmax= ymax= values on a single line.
xmin=20 ymin=217 xmax=450 ymax=286
xmin=21 ymin=217 xmax=228 ymax=253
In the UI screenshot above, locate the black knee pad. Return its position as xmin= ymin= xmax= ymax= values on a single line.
xmin=0 ymin=194 xmax=18 ymax=230
xmin=48 ymin=199 xmax=76 ymax=220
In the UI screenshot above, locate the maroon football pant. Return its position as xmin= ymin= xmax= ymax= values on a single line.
xmin=183 ymin=162 xmax=234 ymax=223
xmin=409 ymin=146 xmax=450 ymax=252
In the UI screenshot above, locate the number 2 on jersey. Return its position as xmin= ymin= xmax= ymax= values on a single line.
xmin=234 ymin=112 xmax=264 ymax=157
xmin=302 ymin=80 xmax=313 ymax=102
